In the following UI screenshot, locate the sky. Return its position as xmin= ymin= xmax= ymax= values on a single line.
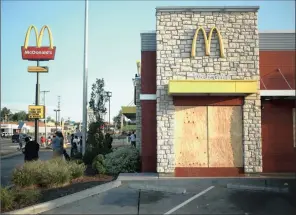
xmin=1 ymin=0 xmax=295 ymax=122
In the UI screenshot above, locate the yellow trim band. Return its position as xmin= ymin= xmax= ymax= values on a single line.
xmin=168 ymin=80 xmax=258 ymax=95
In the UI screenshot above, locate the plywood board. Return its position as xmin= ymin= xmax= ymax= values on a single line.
xmin=208 ymin=106 xmax=243 ymax=167
xmin=175 ymin=106 xmax=208 ymax=167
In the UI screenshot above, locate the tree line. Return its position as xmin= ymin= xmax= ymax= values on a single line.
xmin=1 ymin=107 xmax=56 ymax=123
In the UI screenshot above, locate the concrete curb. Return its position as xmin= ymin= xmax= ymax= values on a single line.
xmin=128 ymin=182 xmax=186 ymax=194
xmin=4 ymin=180 xmax=122 ymax=215
xmin=227 ymin=184 xmax=289 ymax=193
xmin=118 ymin=173 xmax=159 ymax=181
xmin=1 ymin=152 xmax=22 ymax=159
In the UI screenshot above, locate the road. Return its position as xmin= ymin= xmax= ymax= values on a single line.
xmin=0 ymin=138 xmax=20 ymax=156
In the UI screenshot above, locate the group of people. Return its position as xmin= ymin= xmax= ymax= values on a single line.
xmin=23 ymin=131 xmax=70 ymax=162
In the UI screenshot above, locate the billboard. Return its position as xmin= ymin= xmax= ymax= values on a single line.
xmin=21 ymin=25 xmax=56 ymax=61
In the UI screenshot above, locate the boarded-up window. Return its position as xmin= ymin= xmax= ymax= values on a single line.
xmin=293 ymin=108 xmax=296 ymax=147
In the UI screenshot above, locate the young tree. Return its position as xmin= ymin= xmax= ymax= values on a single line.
xmin=113 ymin=110 xmax=126 ymax=130
xmin=83 ymin=78 xmax=111 ymax=164
xmin=89 ymin=78 xmax=108 ymax=123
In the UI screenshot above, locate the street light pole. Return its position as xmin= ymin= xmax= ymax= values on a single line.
xmin=106 ymin=91 xmax=112 ymax=131
xmin=82 ymin=0 xmax=89 ymax=155
xmin=41 ymin=90 xmax=50 ymax=142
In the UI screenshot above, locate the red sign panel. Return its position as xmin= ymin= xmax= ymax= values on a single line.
xmin=21 ymin=46 xmax=56 ymax=61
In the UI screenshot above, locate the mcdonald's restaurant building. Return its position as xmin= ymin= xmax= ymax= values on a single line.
xmin=134 ymin=6 xmax=296 ymax=177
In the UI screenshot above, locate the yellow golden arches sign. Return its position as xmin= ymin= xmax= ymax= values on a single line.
xmin=191 ymin=27 xmax=225 ymax=58
xmin=24 ymin=25 xmax=54 ymax=49
xmin=21 ymin=25 xmax=56 ymax=61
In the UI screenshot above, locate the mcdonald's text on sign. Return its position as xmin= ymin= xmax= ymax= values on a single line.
xmin=28 ymin=66 xmax=49 ymax=73
xmin=21 ymin=25 xmax=56 ymax=61
xmin=28 ymin=105 xmax=45 ymax=119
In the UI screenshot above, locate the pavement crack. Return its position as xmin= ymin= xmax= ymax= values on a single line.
xmin=137 ymin=189 xmax=141 ymax=215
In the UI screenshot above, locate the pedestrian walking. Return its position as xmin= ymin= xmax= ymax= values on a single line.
xmin=52 ymin=133 xmax=63 ymax=158
xmin=73 ymin=136 xmax=80 ymax=154
xmin=130 ymin=131 xmax=136 ymax=147
xmin=23 ymin=137 xmax=39 ymax=162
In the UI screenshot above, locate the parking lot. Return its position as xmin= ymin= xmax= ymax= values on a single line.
xmin=43 ymin=178 xmax=296 ymax=215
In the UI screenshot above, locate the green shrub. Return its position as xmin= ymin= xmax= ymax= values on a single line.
xmin=68 ymin=161 xmax=86 ymax=179
xmin=0 ymin=186 xmax=14 ymax=211
xmin=13 ymin=188 xmax=40 ymax=207
xmin=36 ymin=159 xmax=71 ymax=188
xmin=92 ymin=154 xmax=106 ymax=174
xmin=12 ymin=158 xmax=86 ymax=188
xmin=105 ymin=146 xmax=140 ymax=175
xmin=11 ymin=161 xmax=43 ymax=187
xmin=83 ymin=148 xmax=99 ymax=165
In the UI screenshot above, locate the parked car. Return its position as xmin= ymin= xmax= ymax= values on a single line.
xmin=12 ymin=134 xmax=20 ymax=143
xmin=11 ymin=133 xmax=29 ymax=143
xmin=1 ymin=132 xmax=9 ymax=138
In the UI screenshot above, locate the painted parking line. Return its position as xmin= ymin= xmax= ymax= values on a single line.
xmin=163 ymin=186 xmax=215 ymax=215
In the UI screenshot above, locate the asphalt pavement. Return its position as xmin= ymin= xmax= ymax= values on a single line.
xmin=42 ymin=179 xmax=296 ymax=215
xmin=0 ymin=138 xmax=20 ymax=156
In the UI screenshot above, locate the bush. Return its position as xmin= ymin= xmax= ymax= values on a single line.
xmin=105 ymin=146 xmax=140 ymax=175
xmin=92 ymin=154 xmax=106 ymax=174
xmin=11 ymin=161 xmax=43 ymax=187
xmin=0 ymin=187 xmax=14 ymax=211
xmin=0 ymin=186 xmax=41 ymax=212
xmin=68 ymin=161 xmax=86 ymax=179
xmin=82 ymin=148 xmax=100 ymax=165
xmin=12 ymin=158 xmax=86 ymax=188
xmin=13 ymin=188 xmax=40 ymax=207
xmin=36 ymin=159 xmax=71 ymax=187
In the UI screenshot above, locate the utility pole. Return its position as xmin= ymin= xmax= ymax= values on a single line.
xmin=57 ymin=96 xmax=61 ymax=126
xmin=35 ymin=61 xmax=40 ymax=142
xmin=54 ymin=109 xmax=60 ymax=131
xmin=41 ymin=90 xmax=50 ymax=142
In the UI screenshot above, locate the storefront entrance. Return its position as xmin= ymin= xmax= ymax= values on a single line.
xmin=174 ymin=106 xmax=243 ymax=176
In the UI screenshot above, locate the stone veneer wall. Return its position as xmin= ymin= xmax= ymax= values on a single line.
xmin=135 ymin=77 xmax=142 ymax=154
xmin=156 ymin=9 xmax=262 ymax=173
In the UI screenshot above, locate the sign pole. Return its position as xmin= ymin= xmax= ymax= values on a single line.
xmin=34 ymin=61 xmax=40 ymax=142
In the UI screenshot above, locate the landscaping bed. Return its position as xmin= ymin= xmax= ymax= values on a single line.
xmin=0 ymin=159 xmax=114 ymax=213
xmin=1 ymin=145 xmax=140 ymax=213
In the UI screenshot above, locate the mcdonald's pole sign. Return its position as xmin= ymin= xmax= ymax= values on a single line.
xmin=191 ymin=26 xmax=225 ymax=58
xmin=21 ymin=25 xmax=56 ymax=61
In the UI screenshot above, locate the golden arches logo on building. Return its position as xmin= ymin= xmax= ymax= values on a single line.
xmin=21 ymin=25 xmax=56 ymax=61
xmin=191 ymin=27 xmax=225 ymax=58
